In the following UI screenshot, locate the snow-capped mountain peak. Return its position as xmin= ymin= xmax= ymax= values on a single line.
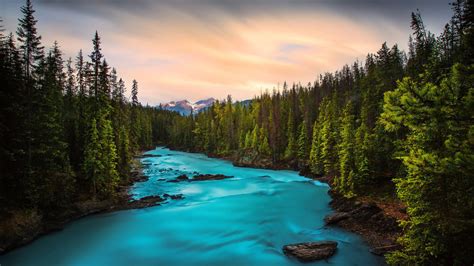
xmin=159 ymin=98 xmax=216 ymax=115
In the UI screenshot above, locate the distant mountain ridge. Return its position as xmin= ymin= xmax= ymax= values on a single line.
xmin=159 ymin=98 xmax=216 ymax=115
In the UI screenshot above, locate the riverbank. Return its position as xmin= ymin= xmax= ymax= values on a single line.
xmin=325 ymin=189 xmax=403 ymax=255
xmin=0 ymin=154 xmax=164 ymax=255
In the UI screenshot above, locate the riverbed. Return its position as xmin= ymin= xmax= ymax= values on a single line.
xmin=0 ymin=147 xmax=384 ymax=265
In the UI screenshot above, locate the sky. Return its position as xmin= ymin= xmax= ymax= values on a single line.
xmin=1 ymin=0 xmax=453 ymax=105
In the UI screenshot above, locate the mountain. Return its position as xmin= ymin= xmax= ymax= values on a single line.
xmin=159 ymin=98 xmax=216 ymax=115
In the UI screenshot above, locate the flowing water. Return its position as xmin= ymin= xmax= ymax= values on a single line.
xmin=0 ymin=147 xmax=384 ymax=265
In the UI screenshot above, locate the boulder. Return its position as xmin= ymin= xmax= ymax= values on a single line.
xmin=170 ymin=194 xmax=184 ymax=200
xmin=282 ymin=241 xmax=338 ymax=262
xmin=167 ymin=174 xmax=232 ymax=182
xmin=191 ymin=174 xmax=233 ymax=181
xmin=176 ymin=174 xmax=189 ymax=181
xmin=162 ymin=194 xmax=184 ymax=200
xmin=126 ymin=195 xmax=163 ymax=209
xmin=140 ymin=154 xmax=162 ymax=158
xmin=324 ymin=212 xmax=350 ymax=225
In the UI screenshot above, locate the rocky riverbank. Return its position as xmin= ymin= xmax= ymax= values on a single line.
xmin=200 ymin=149 xmax=405 ymax=259
xmin=324 ymin=189 xmax=403 ymax=256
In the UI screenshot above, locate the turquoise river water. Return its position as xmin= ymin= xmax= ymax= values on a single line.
xmin=0 ymin=147 xmax=385 ymax=265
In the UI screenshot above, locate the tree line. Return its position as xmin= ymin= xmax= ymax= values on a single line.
xmin=0 ymin=0 xmax=180 ymax=211
xmin=166 ymin=1 xmax=474 ymax=265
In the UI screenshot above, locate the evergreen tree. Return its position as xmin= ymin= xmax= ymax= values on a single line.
xmin=0 ymin=31 xmax=28 ymax=207
xmin=284 ymin=109 xmax=297 ymax=160
xmin=64 ymin=57 xmax=79 ymax=170
xmin=16 ymin=0 xmax=45 ymax=198
xmin=16 ymin=0 xmax=43 ymax=79
xmin=320 ymin=94 xmax=339 ymax=175
xmin=33 ymin=42 xmax=74 ymax=207
xmin=258 ymin=126 xmax=271 ymax=156
xmin=382 ymin=64 xmax=474 ymax=265
xmin=309 ymin=119 xmax=323 ymax=175
xmin=89 ymin=31 xmax=102 ymax=100
xmin=250 ymin=124 xmax=259 ymax=150
xmin=336 ymin=101 xmax=356 ymax=196
xmin=297 ymin=120 xmax=309 ymax=161
xmin=83 ymin=118 xmax=101 ymax=197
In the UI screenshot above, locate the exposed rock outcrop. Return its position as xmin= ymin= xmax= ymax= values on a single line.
xmin=283 ymin=241 xmax=338 ymax=262
xmin=324 ymin=212 xmax=350 ymax=225
xmin=191 ymin=174 xmax=233 ymax=181
xmin=167 ymin=174 xmax=233 ymax=182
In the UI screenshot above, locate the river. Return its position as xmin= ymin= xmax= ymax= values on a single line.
xmin=0 ymin=147 xmax=384 ymax=265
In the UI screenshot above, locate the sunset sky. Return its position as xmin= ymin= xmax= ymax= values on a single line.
xmin=1 ymin=0 xmax=452 ymax=105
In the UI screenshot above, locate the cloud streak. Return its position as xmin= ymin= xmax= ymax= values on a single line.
xmin=1 ymin=0 xmax=453 ymax=104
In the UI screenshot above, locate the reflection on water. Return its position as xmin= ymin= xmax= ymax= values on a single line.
xmin=0 ymin=147 xmax=385 ymax=266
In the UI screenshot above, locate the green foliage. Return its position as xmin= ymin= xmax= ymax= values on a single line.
xmin=309 ymin=106 xmax=324 ymax=175
xmin=250 ymin=124 xmax=259 ymax=150
xmin=336 ymin=101 xmax=356 ymax=197
xmin=258 ymin=126 xmax=271 ymax=156
xmin=382 ymin=64 xmax=474 ymax=265
xmin=297 ymin=120 xmax=309 ymax=161
xmin=320 ymin=95 xmax=339 ymax=175
xmin=0 ymin=1 xmax=179 ymax=210
xmin=284 ymin=109 xmax=297 ymax=160
xmin=83 ymin=111 xmax=120 ymax=199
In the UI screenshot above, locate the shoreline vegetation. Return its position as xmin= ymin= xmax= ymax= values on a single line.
xmin=0 ymin=154 xmax=163 ymax=254
xmin=1 ymin=0 xmax=473 ymax=265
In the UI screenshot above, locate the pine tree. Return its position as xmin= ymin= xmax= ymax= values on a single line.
xmin=89 ymin=31 xmax=102 ymax=100
xmin=130 ymin=79 xmax=141 ymax=150
xmin=16 ymin=0 xmax=45 ymax=198
xmin=0 ymin=31 xmax=28 ymax=207
xmin=309 ymin=119 xmax=323 ymax=175
xmin=98 ymin=111 xmax=119 ymax=195
xmin=250 ymin=124 xmax=259 ymax=150
xmin=284 ymin=109 xmax=297 ymax=160
xmin=64 ymin=57 xmax=79 ymax=170
xmin=131 ymin=79 xmax=139 ymax=106
xmin=337 ymin=101 xmax=356 ymax=196
xmin=382 ymin=64 xmax=474 ymax=265
xmin=320 ymin=94 xmax=339 ymax=175
xmin=83 ymin=118 xmax=101 ymax=197
xmin=244 ymin=130 xmax=252 ymax=149
xmin=258 ymin=126 xmax=271 ymax=156
xmin=354 ymin=120 xmax=370 ymax=187
xmin=16 ymin=0 xmax=43 ymax=79
xmin=297 ymin=120 xmax=309 ymax=161
xmin=33 ymin=42 xmax=74 ymax=207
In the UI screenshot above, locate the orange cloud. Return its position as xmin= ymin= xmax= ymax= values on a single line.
xmin=35 ymin=5 xmax=406 ymax=105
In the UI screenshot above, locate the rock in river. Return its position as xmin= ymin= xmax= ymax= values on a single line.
xmin=167 ymin=174 xmax=233 ymax=182
xmin=191 ymin=174 xmax=233 ymax=181
xmin=282 ymin=241 xmax=338 ymax=262
xmin=324 ymin=212 xmax=350 ymax=225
